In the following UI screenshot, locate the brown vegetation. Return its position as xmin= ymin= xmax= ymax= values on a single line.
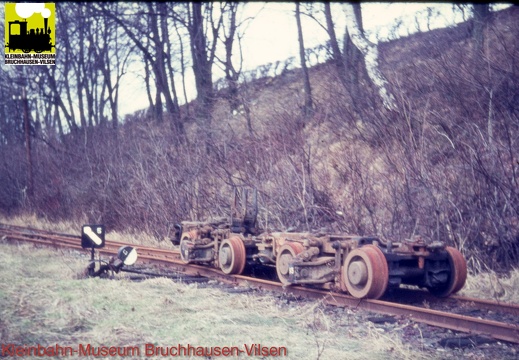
xmin=1 ymin=7 xmax=518 ymax=271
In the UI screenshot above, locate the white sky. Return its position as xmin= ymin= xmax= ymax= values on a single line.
xmin=119 ymin=3 xmax=511 ymax=116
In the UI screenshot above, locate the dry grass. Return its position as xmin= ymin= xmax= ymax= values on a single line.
xmin=0 ymin=214 xmax=175 ymax=249
xmin=0 ymin=213 xmax=83 ymax=234
xmin=460 ymin=269 xmax=519 ymax=303
xmin=0 ymin=240 xmax=433 ymax=360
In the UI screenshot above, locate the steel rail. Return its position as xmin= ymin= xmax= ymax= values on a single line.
xmin=384 ymin=287 xmax=519 ymax=317
xmin=451 ymin=295 xmax=519 ymax=317
xmin=1 ymin=223 xmax=518 ymax=344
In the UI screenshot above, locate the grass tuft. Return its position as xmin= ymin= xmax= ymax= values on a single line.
xmin=460 ymin=268 xmax=519 ymax=303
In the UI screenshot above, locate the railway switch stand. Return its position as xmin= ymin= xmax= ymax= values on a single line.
xmin=81 ymin=224 xmax=138 ymax=278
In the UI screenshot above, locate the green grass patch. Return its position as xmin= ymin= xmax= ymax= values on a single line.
xmin=0 ymin=241 xmax=430 ymax=359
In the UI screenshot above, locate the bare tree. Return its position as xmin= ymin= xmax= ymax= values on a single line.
xmin=472 ymin=3 xmax=491 ymax=54
xmin=93 ymin=3 xmax=134 ymax=129
xmin=172 ymin=15 xmax=191 ymax=117
xmin=186 ymin=2 xmax=219 ymax=132
xmin=218 ymin=2 xmax=241 ymax=112
xmin=215 ymin=3 xmax=257 ymax=134
xmin=343 ymin=3 xmax=397 ymax=111
xmin=102 ymin=3 xmax=183 ymax=133
xmin=295 ymin=2 xmax=314 ymax=118
xmin=167 ymin=2 xmax=226 ymax=148
xmin=324 ymin=3 xmax=348 ymax=89
xmin=32 ymin=3 xmax=135 ymax=134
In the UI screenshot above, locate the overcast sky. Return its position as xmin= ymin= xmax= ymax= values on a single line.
xmin=238 ymin=2 xmax=453 ymax=69
xmin=119 ymin=3 xmax=512 ymax=116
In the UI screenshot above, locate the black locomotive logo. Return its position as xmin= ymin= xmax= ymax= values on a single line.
xmin=6 ymin=17 xmax=54 ymax=53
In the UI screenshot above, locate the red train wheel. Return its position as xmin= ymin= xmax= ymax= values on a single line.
xmin=219 ymin=236 xmax=246 ymax=275
xmin=446 ymin=246 xmax=468 ymax=294
xmin=429 ymin=246 xmax=467 ymax=297
xmin=343 ymin=246 xmax=388 ymax=299
xmin=428 ymin=246 xmax=467 ymax=297
xmin=179 ymin=233 xmax=194 ymax=264
xmin=276 ymin=242 xmax=304 ymax=285
xmin=362 ymin=245 xmax=389 ymax=299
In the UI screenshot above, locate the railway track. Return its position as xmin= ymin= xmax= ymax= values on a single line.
xmin=1 ymin=223 xmax=519 ymax=344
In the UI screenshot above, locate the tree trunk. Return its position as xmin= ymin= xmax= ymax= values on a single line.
xmin=324 ymin=3 xmax=348 ymax=90
xmin=222 ymin=3 xmax=240 ymax=112
xmin=472 ymin=4 xmax=490 ymax=54
xmin=189 ymin=3 xmax=215 ymax=147
xmin=295 ymin=2 xmax=313 ymax=118
xmin=173 ymin=17 xmax=190 ymax=117
xmin=344 ymin=3 xmax=397 ymax=111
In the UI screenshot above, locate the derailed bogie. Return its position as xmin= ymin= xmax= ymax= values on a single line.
xmin=284 ymin=235 xmax=467 ymax=300
xmin=377 ymin=241 xmax=467 ymax=298
xmin=177 ymin=188 xmax=262 ymax=275
xmin=172 ymin=188 xmax=467 ymax=300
